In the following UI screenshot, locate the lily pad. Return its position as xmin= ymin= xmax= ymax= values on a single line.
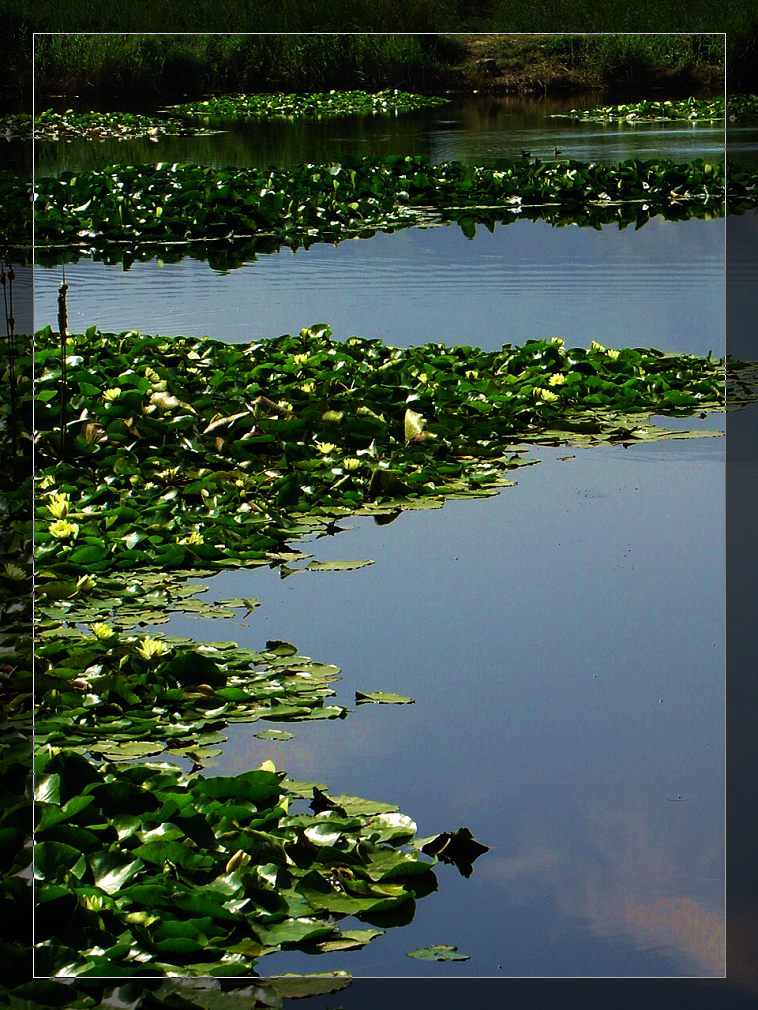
xmin=305 ymin=559 xmax=375 ymax=572
xmin=407 ymin=944 xmax=470 ymax=961
xmin=356 ymin=691 xmax=415 ymax=705
xmin=255 ymin=729 xmax=295 ymax=741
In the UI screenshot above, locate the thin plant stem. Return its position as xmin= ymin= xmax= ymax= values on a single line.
xmin=1 ymin=259 xmax=18 ymax=455
xmin=57 ymin=268 xmax=68 ymax=456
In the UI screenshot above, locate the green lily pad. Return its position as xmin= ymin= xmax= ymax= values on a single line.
xmin=305 ymin=559 xmax=375 ymax=572
xmin=355 ymin=691 xmax=415 ymax=705
xmin=407 ymin=944 xmax=470 ymax=961
xmin=255 ymin=729 xmax=295 ymax=741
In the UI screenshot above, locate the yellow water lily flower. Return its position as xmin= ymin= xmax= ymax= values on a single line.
xmin=590 ymin=341 xmax=606 ymax=353
xmin=315 ymin=441 xmax=337 ymax=455
xmin=342 ymin=457 xmax=361 ymax=471
xmin=91 ymin=623 xmax=117 ymax=642
xmin=177 ymin=530 xmax=204 ymax=545
xmin=533 ymin=387 xmax=560 ymax=402
xmin=548 ymin=373 xmax=566 ymax=386
xmin=292 ymin=353 xmax=310 ymax=366
xmin=102 ymin=387 xmax=122 ymax=401
xmin=3 ymin=563 xmax=26 ymax=580
xmin=606 ymin=348 xmax=621 ymax=360
xmin=135 ymin=637 xmax=171 ymax=661
xmin=49 ymin=519 xmax=79 ymax=540
xmin=47 ymin=493 xmax=71 ymax=518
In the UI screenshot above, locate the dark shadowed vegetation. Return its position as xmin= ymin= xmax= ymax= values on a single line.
xmin=0 ymin=18 xmax=748 ymax=103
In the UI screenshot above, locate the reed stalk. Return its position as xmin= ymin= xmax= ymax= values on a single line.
xmin=57 ymin=270 xmax=68 ymax=456
xmin=1 ymin=259 xmax=17 ymax=455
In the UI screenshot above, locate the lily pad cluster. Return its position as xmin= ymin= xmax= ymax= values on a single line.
xmin=33 ymin=746 xmax=469 ymax=977
xmin=0 ymin=109 xmax=207 ymax=143
xmin=35 ymin=630 xmax=347 ymax=761
xmin=8 ymin=154 xmax=751 ymax=269
xmin=553 ymin=94 xmax=758 ymax=124
xmin=33 ymin=324 xmax=724 ymax=579
xmin=168 ymin=88 xmax=449 ymax=120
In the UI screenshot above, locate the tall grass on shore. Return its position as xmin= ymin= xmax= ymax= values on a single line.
xmin=1 ymin=2 xmax=751 ymax=101
xmin=30 ymin=33 xmax=466 ymax=102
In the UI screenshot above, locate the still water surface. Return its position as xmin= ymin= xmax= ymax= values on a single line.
xmin=34 ymin=217 xmax=724 ymax=357
xmin=153 ymin=435 xmax=724 ymax=977
xmin=34 ymin=94 xmax=729 ymax=175
xmin=33 ymin=93 xmax=727 ymax=976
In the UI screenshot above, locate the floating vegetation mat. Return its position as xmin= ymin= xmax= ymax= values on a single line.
xmin=29 ymin=745 xmax=488 ymax=978
xmin=6 ymin=154 xmax=752 ymax=267
xmin=167 ymin=88 xmax=449 ymax=120
xmin=0 ymin=109 xmax=213 ymax=143
xmin=552 ymin=94 xmax=758 ymax=124
xmin=34 ymin=631 xmax=347 ymax=761
xmin=1 ymin=91 xmax=447 ymax=143
xmin=34 ymin=324 xmax=724 ymax=581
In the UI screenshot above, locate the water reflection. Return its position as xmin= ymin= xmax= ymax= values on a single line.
xmin=33 ymin=216 xmax=723 ymax=357
xmin=32 ymin=94 xmax=732 ymax=176
xmin=482 ymin=802 xmax=724 ymax=976
xmin=153 ymin=440 xmax=724 ymax=976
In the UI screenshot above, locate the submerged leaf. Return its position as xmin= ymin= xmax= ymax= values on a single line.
xmin=306 ymin=559 xmax=374 ymax=572
xmin=355 ymin=691 xmax=415 ymax=705
xmin=407 ymin=944 xmax=470 ymax=961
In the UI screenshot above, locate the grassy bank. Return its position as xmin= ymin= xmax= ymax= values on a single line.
xmin=30 ymin=34 xmax=466 ymax=104
xmin=26 ymin=32 xmax=728 ymax=104
xmin=0 ymin=15 xmax=749 ymax=102
xmin=454 ymin=34 xmax=725 ymax=94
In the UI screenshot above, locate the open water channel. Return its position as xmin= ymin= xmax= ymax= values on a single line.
xmin=33 ymin=93 xmax=736 ymax=977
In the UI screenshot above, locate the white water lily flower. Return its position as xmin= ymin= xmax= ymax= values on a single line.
xmin=135 ymin=637 xmax=171 ymax=661
xmin=47 ymin=493 xmax=71 ymax=518
xmin=48 ymin=519 xmax=79 ymax=539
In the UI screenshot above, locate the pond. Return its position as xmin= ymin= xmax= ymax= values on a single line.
xmin=32 ymin=91 xmax=733 ymax=978
xmin=33 ymin=94 xmax=729 ymax=175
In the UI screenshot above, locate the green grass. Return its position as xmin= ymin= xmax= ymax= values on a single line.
xmin=27 ymin=33 xmax=465 ymax=102
xmin=1 ymin=0 xmax=751 ymax=100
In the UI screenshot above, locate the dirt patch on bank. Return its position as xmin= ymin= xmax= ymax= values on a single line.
xmin=443 ymin=34 xmax=723 ymax=97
